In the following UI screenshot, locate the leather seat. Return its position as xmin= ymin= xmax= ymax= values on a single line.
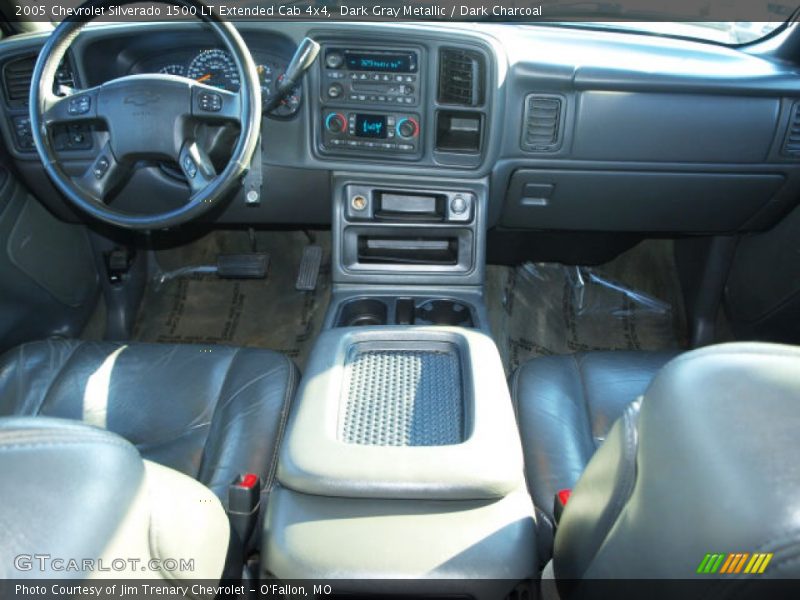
xmin=511 ymin=350 xmax=678 ymax=540
xmin=0 ymin=339 xmax=298 ymax=505
xmin=549 ymin=343 xmax=800 ymax=587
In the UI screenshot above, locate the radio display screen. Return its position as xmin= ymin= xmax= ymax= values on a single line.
xmin=346 ymin=52 xmax=416 ymax=73
xmin=355 ymin=114 xmax=388 ymax=138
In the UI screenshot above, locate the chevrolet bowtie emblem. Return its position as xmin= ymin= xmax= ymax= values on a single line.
xmin=124 ymin=91 xmax=161 ymax=106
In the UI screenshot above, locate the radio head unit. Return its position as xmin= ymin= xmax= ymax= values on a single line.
xmin=321 ymin=46 xmax=421 ymax=108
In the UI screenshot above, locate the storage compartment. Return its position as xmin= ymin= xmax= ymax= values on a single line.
xmin=342 ymin=226 xmax=475 ymax=275
xmin=357 ymin=235 xmax=458 ymax=265
xmin=266 ymin=326 xmax=535 ymax=589
xmin=263 ymin=487 xmax=536 ymax=592
xmin=501 ymin=169 xmax=786 ymax=232
xmin=278 ymin=327 xmax=523 ymax=500
xmin=374 ymin=191 xmax=446 ymax=222
xmin=435 ymin=110 xmax=483 ymax=153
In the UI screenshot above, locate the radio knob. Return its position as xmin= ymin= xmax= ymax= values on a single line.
xmin=327 ymin=83 xmax=343 ymax=99
xmin=325 ymin=112 xmax=347 ymax=134
xmin=325 ymin=52 xmax=344 ymax=69
xmin=396 ymin=117 xmax=419 ymax=139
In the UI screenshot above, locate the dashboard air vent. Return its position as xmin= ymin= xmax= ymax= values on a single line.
xmin=2 ymin=55 xmax=36 ymax=108
xmin=521 ymin=94 xmax=563 ymax=152
xmin=437 ymin=48 xmax=485 ymax=107
xmin=782 ymin=103 xmax=800 ymax=158
xmin=2 ymin=54 xmax=76 ymax=108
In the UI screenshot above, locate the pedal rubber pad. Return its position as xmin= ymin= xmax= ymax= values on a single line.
xmin=296 ymin=245 xmax=323 ymax=291
xmin=216 ymin=253 xmax=269 ymax=279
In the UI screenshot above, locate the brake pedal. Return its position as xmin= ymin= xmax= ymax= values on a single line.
xmin=216 ymin=253 xmax=269 ymax=279
xmin=296 ymin=245 xmax=322 ymax=291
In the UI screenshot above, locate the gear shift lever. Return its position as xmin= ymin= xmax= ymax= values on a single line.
xmin=264 ymin=37 xmax=320 ymax=112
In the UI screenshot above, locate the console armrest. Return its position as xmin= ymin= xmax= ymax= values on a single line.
xmin=277 ymin=326 xmax=524 ymax=500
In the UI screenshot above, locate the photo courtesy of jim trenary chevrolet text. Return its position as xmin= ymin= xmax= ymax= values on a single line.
xmin=0 ymin=0 xmax=799 ymax=598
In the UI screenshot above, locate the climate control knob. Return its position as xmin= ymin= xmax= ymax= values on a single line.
xmin=324 ymin=112 xmax=347 ymax=134
xmin=396 ymin=117 xmax=419 ymax=138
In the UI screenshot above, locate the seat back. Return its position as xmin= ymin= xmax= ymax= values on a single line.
xmin=553 ymin=343 xmax=800 ymax=587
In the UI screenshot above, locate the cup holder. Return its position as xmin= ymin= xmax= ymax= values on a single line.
xmin=414 ymin=300 xmax=474 ymax=327
xmin=336 ymin=298 xmax=389 ymax=327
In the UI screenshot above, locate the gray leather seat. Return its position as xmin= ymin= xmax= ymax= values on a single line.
xmin=511 ymin=350 xmax=678 ymax=540
xmin=0 ymin=339 xmax=298 ymax=506
xmin=551 ymin=343 xmax=800 ymax=587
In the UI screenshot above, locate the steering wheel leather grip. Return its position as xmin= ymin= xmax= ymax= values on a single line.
xmin=29 ymin=0 xmax=262 ymax=230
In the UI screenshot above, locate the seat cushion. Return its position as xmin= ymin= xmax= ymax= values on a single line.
xmin=512 ymin=350 xmax=677 ymax=529
xmin=0 ymin=339 xmax=298 ymax=505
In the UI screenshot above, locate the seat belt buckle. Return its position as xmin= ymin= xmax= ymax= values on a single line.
xmin=228 ymin=473 xmax=261 ymax=547
xmin=553 ymin=488 xmax=572 ymax=525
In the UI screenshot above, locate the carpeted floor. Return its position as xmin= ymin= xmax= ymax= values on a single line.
xmin=131 ymin=229 xmax=331 ymax=371
xmin=486 ymin=240 xmax=689 ymax=374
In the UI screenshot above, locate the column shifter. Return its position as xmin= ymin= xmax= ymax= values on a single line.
xmin=263 ymin=37 xmax=320 ymax=112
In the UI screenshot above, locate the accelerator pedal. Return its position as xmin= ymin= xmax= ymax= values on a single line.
xmin=296 ymin=245 xmax=322 ymax=291
xmin=216 ymin=253 xmax=269 ymax=279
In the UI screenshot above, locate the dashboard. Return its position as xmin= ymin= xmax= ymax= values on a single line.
xmin=2 ymin=21 xmax=800 ymax=236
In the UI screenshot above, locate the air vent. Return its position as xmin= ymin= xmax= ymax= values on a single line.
xmin=2 ymin=55 xmax=36 ymax=107
xmin=2 ymin=54 xmax=76 ymax=108
xmin=437 ymin=48 xmax=485 ymax=107
xmin=782 ymin=102 xmax=800 ymax=158
xmin=521 ymin=94 xmax=564 ymax=152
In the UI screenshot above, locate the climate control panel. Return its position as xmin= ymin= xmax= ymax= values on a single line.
xmin=321 ymin=111 xmax=421 ymax=155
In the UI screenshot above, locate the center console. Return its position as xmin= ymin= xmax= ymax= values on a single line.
xmin=262 ymin=327 xmax=536 ymax=596
xmin=260 ymin=35 xmax=532 ymax=595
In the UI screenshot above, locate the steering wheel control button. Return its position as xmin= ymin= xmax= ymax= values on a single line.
xmin=182 ymin=156 xmax=198 ymax=179
xmin=93 ymin=156 xmax=110 ymax=179
xmin=68 ymin=95 xmax=91 ymax=115
xmin=198 ymin=92 xmax=223 ymax=112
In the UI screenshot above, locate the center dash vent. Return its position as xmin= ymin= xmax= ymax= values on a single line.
xmin=782 ymin=102 xmax=800 ymax=158
xmin=2 ymin=54 xmax=76 ymax=108
xmin=521 ymin=94 xmax=564 ymax=153
xmin=437 ymin=48 xmax=485 ymax=107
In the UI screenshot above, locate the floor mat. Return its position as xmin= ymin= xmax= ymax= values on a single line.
xmin=486 ymin=240 xmax=688 ymax=374
xmin=132 ymin=229 xmax=331 ymax=371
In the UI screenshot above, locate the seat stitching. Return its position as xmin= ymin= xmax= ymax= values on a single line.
xmin=571 ymin=353 xmax=596 ymax=455
xmin=263 ymin=354 xmax=298 ymax=494
xmin=197 ymin=347 xmax=242 ymax=482
xmin=509 ymin=365 xmax=538 ymax=505
xmin=36 ymin=340 xmax=84 ymax=416
xmin=0 ymin=439 xmax=135 ymax=453
xmin=509 ymin=364 xmax=523 ymax=421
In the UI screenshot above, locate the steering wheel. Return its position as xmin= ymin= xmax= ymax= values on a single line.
xmin=29 ymin=0 xmax=261 ymax=230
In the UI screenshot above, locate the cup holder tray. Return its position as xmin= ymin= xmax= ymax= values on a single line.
xmin=335 ymin=297 xmax=475 ymax=328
